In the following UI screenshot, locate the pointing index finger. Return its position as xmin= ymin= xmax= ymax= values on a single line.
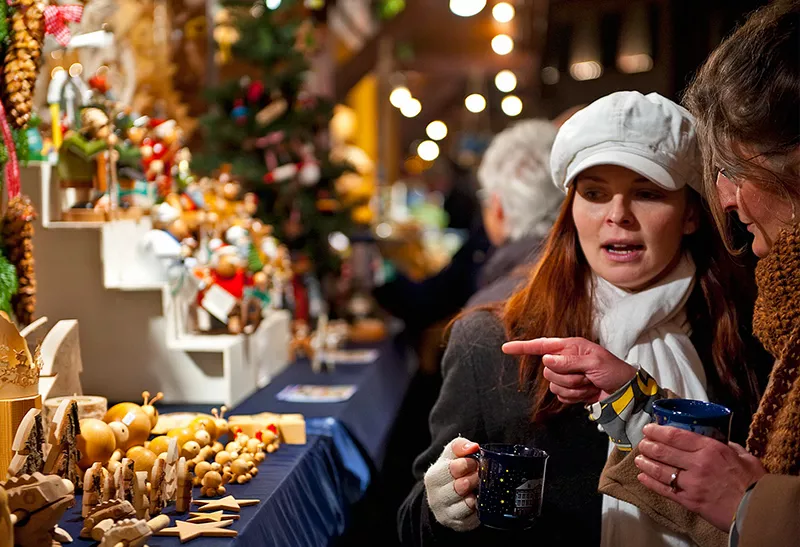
xmin=502 ymin=337 xmax=570 ymax=356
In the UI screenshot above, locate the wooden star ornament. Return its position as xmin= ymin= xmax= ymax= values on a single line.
xmin=155 ymin=519 xmax=238 ymax=542
xmin=188 ymin=510 xmax=240 ymax=523
xmin=192 ymin=495 xmax=259 ymax=513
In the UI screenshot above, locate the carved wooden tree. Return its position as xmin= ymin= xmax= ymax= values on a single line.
xmin=7 ymin=408 xmax=47 ymax=478
xmin=42 ymin=400 xmax=83 ymax=488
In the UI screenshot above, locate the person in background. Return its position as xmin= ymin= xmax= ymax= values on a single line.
xmin=372 ymin=119 xmax=561 ymax=332
xmin=398 ymin=91 xmax=763 ymax=547
xmin=578 ymin=3 xmax=800 ymax=546
xmin=469 ymin=119 xmax=564 ymax=306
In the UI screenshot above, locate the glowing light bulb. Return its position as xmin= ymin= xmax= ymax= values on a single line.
xmin=570 ymin=61 xmax=603 ymax=81
xmin=492 ymin=2 xmax=515 ymax=23
xmin=494 ymin=70 xmax=517 ymax=92
xmin=491 ymin=34 xmax=514 ymax=55
xmin=417 ymin=140 xmax=440 ymax=161
xmin=465 ymin=94 xmax=486 ymax=113
xmin=390 ymin=86 xmax=412 ymax=108
xmin=501 ymin=95 xmax=523 ymax=117
xmin=400 ymin=98 xmax=422 ymax=118
xmin=449 ymin=0 xmax=486 ymax=17
xmin=426 ymin=121 xmax=448 ymax=141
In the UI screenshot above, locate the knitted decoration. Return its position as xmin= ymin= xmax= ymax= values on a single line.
xmin=747 ymin=225 xmax=800 ymax=474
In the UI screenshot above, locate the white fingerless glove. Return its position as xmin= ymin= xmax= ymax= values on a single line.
xmin=423 ymin=437 xmax=480 ymax=532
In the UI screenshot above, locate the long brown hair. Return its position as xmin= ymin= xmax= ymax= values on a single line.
xmin=500 ymin=187 xmax=760 ymax=422
xmin=683 ymin=0 xmax=800 ymax=251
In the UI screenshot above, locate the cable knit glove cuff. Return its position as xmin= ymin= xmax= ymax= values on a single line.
xmin=423 ymin=437 xmax=480 ymax=532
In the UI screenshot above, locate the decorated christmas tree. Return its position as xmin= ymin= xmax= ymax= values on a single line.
xmin=194 ymin=0 xmax=355 ymax=284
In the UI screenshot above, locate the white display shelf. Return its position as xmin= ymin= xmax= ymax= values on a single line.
xmin=24 ymin=163 xmax=291 ymax=406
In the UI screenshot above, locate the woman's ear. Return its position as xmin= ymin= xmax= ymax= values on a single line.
xmin=682 ymin=199 xmax=700 ymax=235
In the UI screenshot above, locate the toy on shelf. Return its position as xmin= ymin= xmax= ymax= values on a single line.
xmin=155 ymin=518 xmax=238 ymax=542
xmin=0 ymin=473 xmax=75 ymax=547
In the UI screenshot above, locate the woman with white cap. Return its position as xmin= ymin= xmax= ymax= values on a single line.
xmin=398 ymin=91 xmax=765 ymax=547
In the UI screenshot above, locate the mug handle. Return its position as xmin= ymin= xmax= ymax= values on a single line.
xmin=464 ymin=452 xmax=481 ymax=462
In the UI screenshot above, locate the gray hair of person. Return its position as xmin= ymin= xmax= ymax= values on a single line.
xmin=476 ymin=119 xmax=561 ymax=241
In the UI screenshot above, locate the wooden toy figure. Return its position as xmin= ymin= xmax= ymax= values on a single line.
xmin=82 ymin=462 xmax=106 ymax=517
xmin=132 ymin=472 xmax=149 ymax=520
xmin=175 ymin=458 xmax=192 ymax=514
xmin=228 ymin=458 xmax=255 ymax=485
xmin=7 ymin=409 xmax=47 ymax=478
xmin=1 ymin=473 xmax=75 ymax=547
xmin=80 ymin=499 xmax=136 ymax=539
xmin=163 ymin=437 xmax=179 ymax=502
xmin=200 ymin=470 xmax=225 ymax=498
xmin=288 ymin=320 xmax=315 ymax=362
xmin=0 ymin=486 xmax=11 ymax=547
xmin=95 ymin=514 xmax=170 ymax=547
xmin=42 ymin=399 xmax=83 ymax=488
xmin=148 ymin=458 xmax=167 ymax=516
xmin=115 ymin=458 xmax=135 ymax=505
xmin=211 ymin=406 xmax=229 ymax=440
xmin=102 ymin=466 xmax=116 ymax=502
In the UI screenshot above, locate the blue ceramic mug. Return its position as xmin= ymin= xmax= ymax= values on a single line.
xmin=651 ymin=399 xmax=732 ymax=443
xmin=468 ymin=444 xmax=548 ymax=530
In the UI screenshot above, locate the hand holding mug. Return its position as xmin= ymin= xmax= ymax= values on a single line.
xmin=635 ymin=423 xmax=766 ymax=531
xmin=502 ymin=337 xmax=637 ymax=404
xmin=424 ymin=437 xmax=481 ymax=532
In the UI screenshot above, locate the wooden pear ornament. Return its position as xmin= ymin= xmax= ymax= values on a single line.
xmin=140 ymin=391 xmax=163 ymax=429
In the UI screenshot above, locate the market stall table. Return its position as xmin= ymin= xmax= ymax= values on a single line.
xmin=55 ymin=339 xmax=416 ymax=546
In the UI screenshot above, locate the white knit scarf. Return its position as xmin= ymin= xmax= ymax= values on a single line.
xmin=593 ymin=254 xmax=706 ymax=547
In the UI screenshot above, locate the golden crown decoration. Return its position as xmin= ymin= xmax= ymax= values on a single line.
xmin=0 ymin=312 xmax=41 ymax=400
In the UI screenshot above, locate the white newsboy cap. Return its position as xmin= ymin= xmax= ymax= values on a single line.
xmin=550 ymin=91 xmax=702 ymax=193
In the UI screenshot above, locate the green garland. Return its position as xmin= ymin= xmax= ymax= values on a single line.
xmin=0 ymin=250 xmax=17 ymax=317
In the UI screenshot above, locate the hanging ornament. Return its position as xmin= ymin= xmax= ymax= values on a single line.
xmin=231 ymin=100 xmax=248 ymax=125
xmin=255 ymin=97 xmax=288 ymax=126
xmin=298 ymin=161 xmax=321 ymax=187
xmin=213 ymin=9 xmax=240 ymax=65
xmin=247 ymin=81 xmax=265 ymax=104
xmin=4 ymin=1 xmax=46 ymax=129
xmin=263 ymin=163 xmax=298 ymax=184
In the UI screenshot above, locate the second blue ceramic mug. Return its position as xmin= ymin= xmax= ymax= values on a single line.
xmin=468 ymin=444 xmax=549 ymax=530
xmin=651 ymin=399 xmax=732 ymax=442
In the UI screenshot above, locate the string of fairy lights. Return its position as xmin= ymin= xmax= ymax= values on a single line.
xmin=390 ymin=1 xmax=522 ymax=163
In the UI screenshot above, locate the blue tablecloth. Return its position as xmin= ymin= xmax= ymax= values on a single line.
xmin=57 ymin=339 xmax=415 ymax=547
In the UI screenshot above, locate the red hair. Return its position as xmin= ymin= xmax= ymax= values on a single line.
xmin=499 ymin=187 xmax=759 ymax=422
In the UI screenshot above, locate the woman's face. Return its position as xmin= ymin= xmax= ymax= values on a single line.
xmin=572 ymin=165 xmax=698 ymax=291
xmin=715 ymin=170 xmax=794 ymax=258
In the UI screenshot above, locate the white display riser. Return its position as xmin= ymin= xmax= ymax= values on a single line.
xmin=23 ymin=162 xmax=291 ymax=406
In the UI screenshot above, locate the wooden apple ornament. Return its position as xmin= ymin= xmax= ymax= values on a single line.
xmin=77 ymin=419 xmax=117 ymax=470
xmin=104 ymin=401 xmax=153 ymax=450
xmin=126 ymin=446 xmax=158 ymax=473
xmin=147 ymin=435 xmax=172 ymax=456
